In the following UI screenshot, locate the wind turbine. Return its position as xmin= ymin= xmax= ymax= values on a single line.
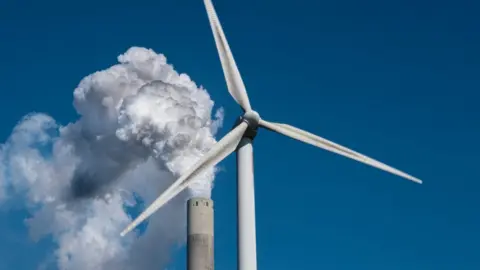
xmin=120 ymin=0 xmax=422 ymax=269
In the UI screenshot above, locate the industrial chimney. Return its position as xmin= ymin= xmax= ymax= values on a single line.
xmin=187 ymin=197 xmax=214 ymax=270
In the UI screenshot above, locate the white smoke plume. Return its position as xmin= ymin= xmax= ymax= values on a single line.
xmin=0 ymin=47 xmax=224 ymax=269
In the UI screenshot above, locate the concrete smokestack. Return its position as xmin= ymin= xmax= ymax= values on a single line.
xmin=187 ymin=197 xmax=214 ymax=270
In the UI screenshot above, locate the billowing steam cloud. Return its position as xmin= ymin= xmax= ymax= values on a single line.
xmin=0 ymin=47 xmax=224 ymax=269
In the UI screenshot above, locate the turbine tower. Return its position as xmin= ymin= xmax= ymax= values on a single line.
xmin=120 ymin=1 xmax=423 ymax=270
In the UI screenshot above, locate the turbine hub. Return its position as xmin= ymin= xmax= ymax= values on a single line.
xmin=242 ymin=110 xmax=260 ymax=129
xmin=234 ymin=110 xmax=260 ymax=140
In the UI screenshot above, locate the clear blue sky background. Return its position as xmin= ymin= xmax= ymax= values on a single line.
xmin=1 ymin=0 xmax=479 ymax=269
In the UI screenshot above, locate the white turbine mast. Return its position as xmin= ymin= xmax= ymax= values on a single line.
xmin=120 ymin=0 xmax=422 ymax=269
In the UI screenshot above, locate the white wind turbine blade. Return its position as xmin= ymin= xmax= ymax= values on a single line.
xmin=259 ymin=119 xmax=422 ymax=184
xmin=120 ymin=122 xmax=249 ymax=237
xmin=204 ymin=0 xmax=252 ymax=111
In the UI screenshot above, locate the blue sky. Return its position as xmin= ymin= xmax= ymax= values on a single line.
xmin=1 ymin=0 xmax=479 ymax=269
